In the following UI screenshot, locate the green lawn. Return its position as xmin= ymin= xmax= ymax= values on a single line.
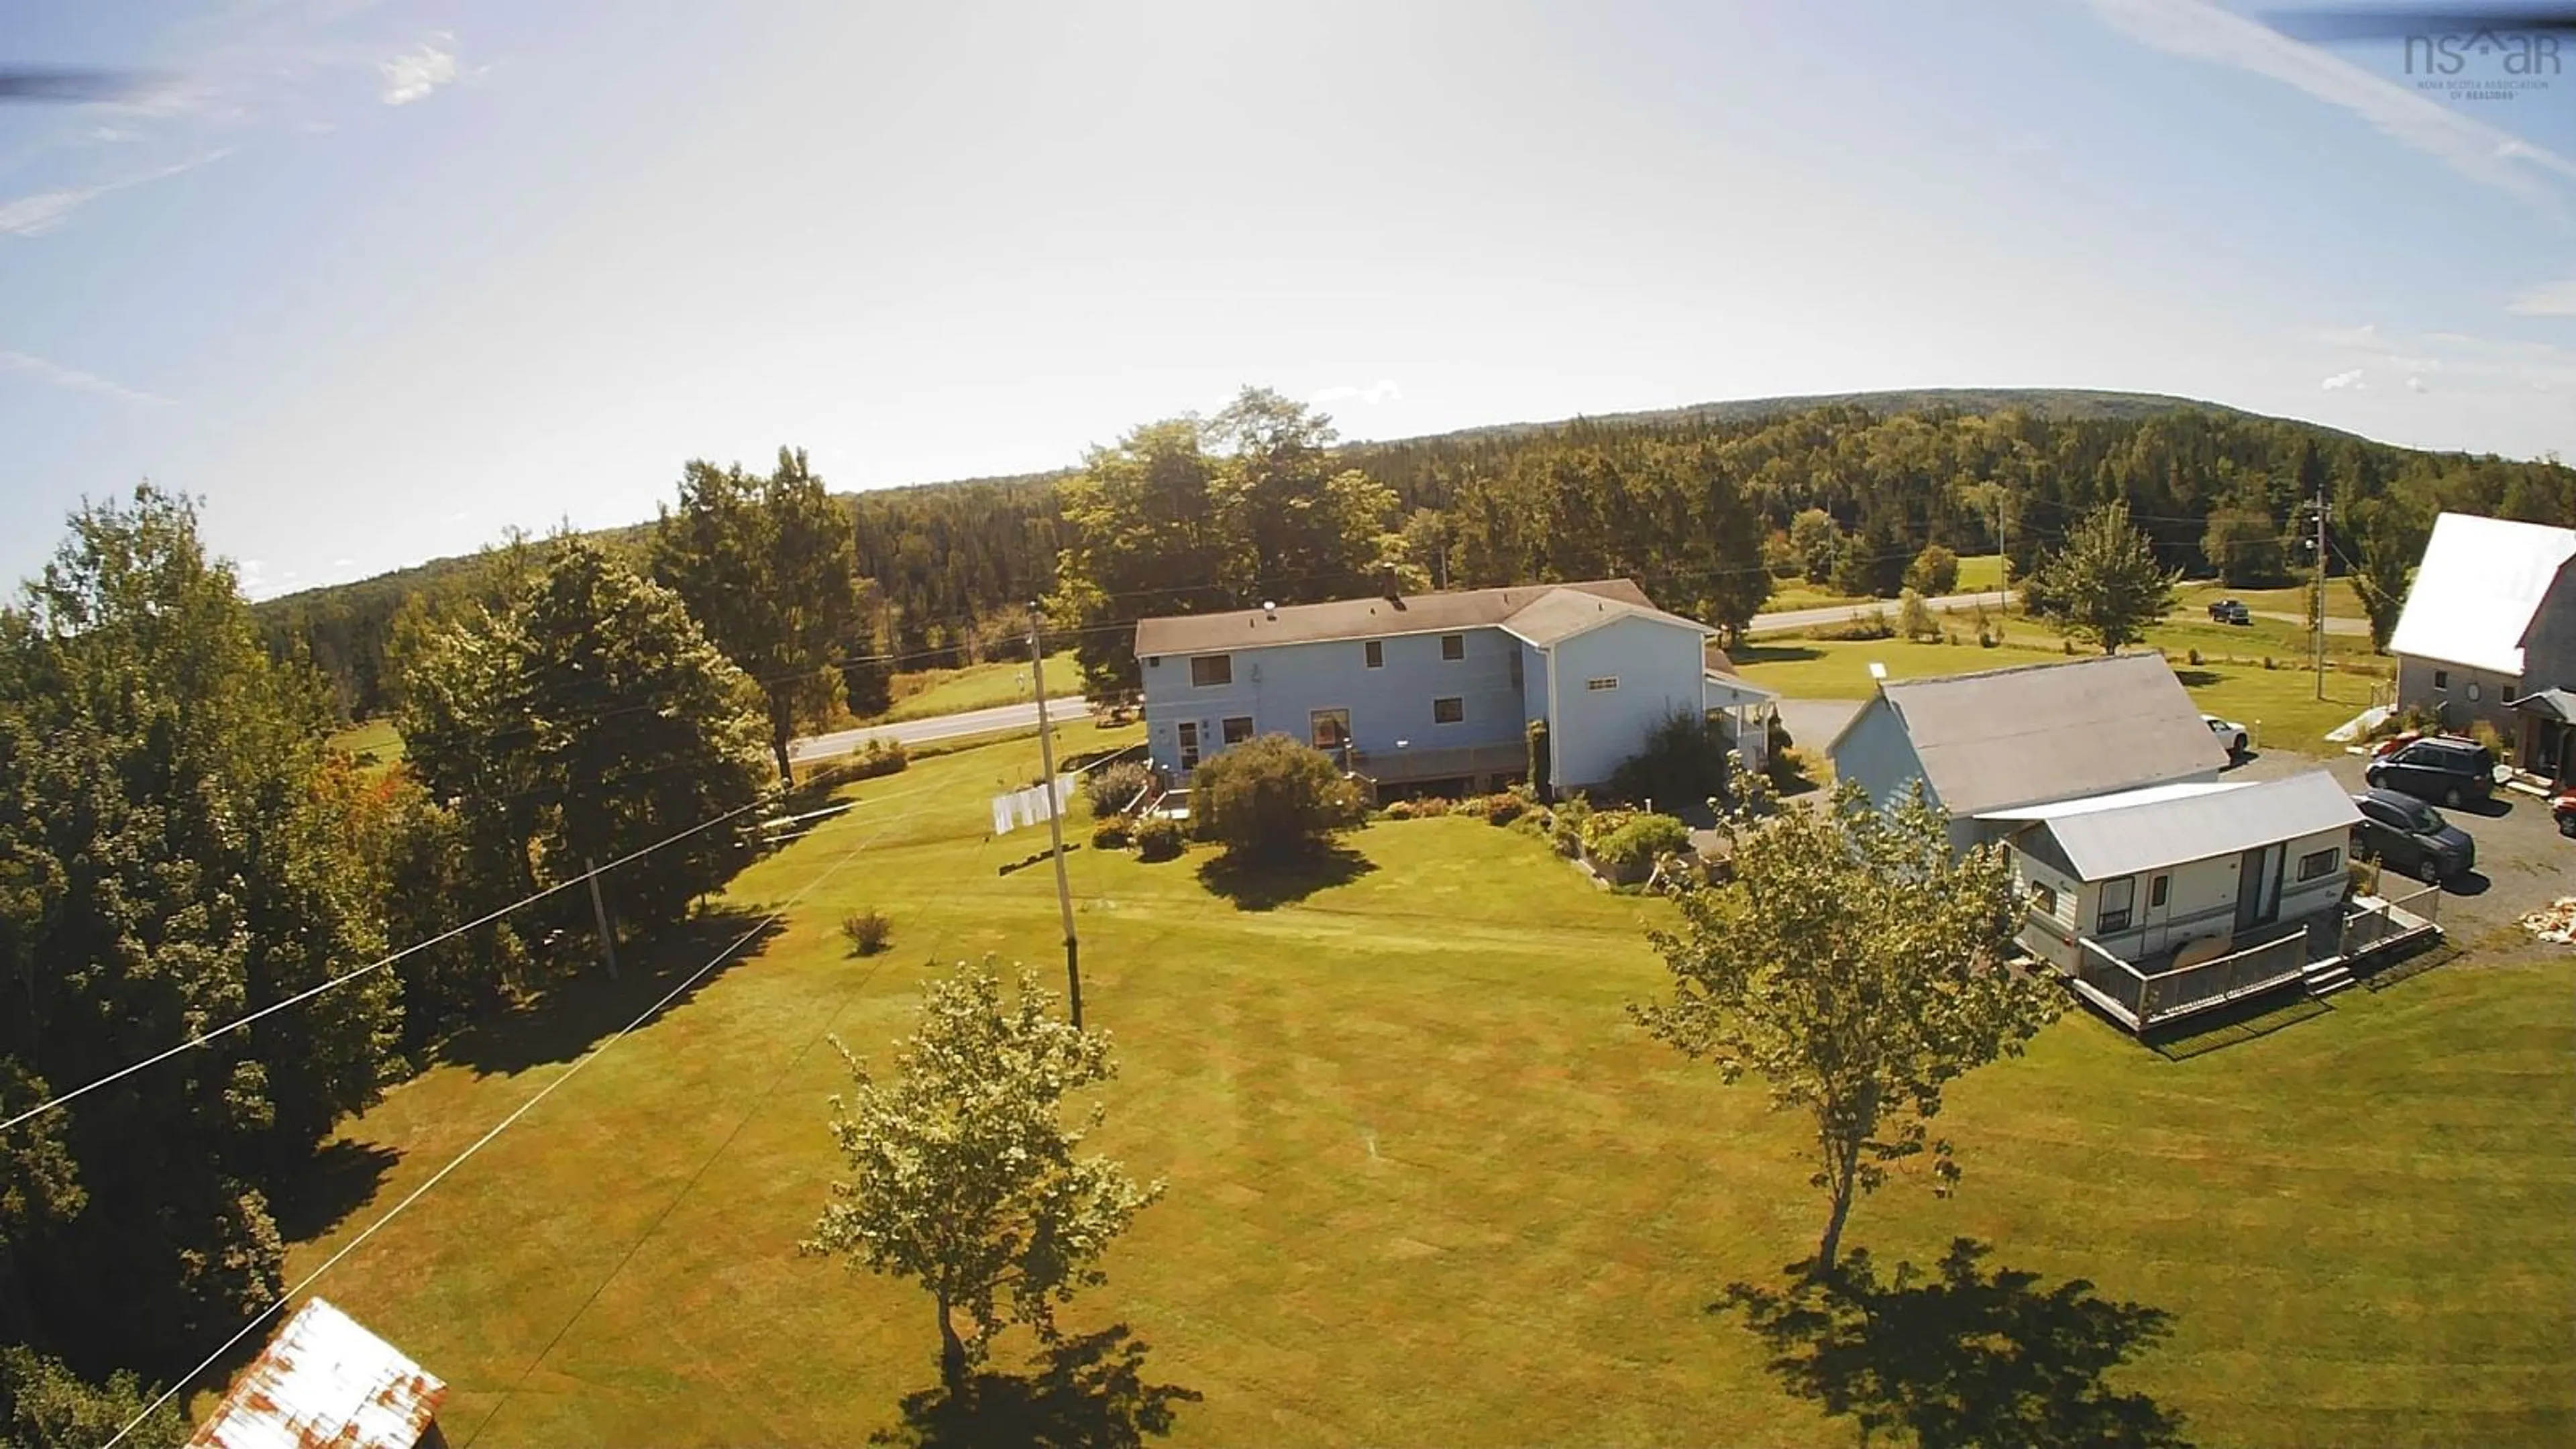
xmin=2178 ymin=575 xmax=2367 ymax=621
xmin=1762 ymin=554 xmax=2006 ymax=614
xmin=868 ymin=649 xmax=1081 ymax=724
xmin=262 ymin=723 xmax=2576 ymax=1447
xmin=328 ymin=717 xmax=406 ymax=767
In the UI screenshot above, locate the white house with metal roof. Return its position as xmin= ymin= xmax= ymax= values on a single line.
xmin=1825 ymin=653 xmax=2233 ymax=853
xmin=1131 ymin=578 xmax=1735 ymax=795
xmin=2387 ymin=511 xmax=2576 ymax=783
xmin=2002 ymin=771 xmax=2359 ymax=969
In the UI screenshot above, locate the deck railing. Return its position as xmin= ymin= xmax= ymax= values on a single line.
xmin=2339 ymin=884 xmax=2442 ymax=958
xmin=2027 ymin=908 xmax=2312 ymax=1031
xmin=2135 ymin=926 xmax=2310 ymax=1022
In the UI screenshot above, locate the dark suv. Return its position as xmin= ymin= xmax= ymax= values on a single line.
xmin=2364 ymin=737 xmax=2496 ymax=807
xmin=2351 ymin=788 xmax=2477 ymax=885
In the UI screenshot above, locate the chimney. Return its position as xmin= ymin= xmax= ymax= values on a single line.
xmin=1377 ymin=566 xmax=1400 ymax=600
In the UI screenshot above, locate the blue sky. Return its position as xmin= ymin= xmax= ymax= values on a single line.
xmin=4 ymin=1 xmax=2573 ymax=599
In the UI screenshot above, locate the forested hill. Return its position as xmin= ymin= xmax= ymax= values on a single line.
xmin=1377 ymin=387 xmax=2273 ymax=444
xmin=252 ymin=387 xmax=2574 ymax=718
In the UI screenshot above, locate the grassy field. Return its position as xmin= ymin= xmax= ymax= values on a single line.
xmin=866 ymin=649 xmax=1081 ymax=724
xmin=1739 ymin=604 xmax=2391 ymax=747
xmin=1761 ymin=553 xmax=2006 ymax=614
xmin=260 ymin=722 xmax=2576 ymax=1448
xmin=328 ymin=717 xmax=407 ymax=767
xmin=2177 ymin=575 xmax=2367 ymax=621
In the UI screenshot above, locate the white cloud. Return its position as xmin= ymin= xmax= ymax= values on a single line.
xmin=2508 ymin=280 xmax=2576 ymax=317
xmin=2322 ymin=368 xmax=2365 ymax=390
xmin=2085 ymin=0 xmax=2576 ymax=218
xmin=0 ymin=349 xmax=175 ymax=406
xmin=1311 ymin=379 xmax=1403 ymax=407
xmin=379 ymin=34 xmax=460 ymax=105
xmin=0 ymin=150 xmax=234 ymax=237
xmin=2322 ymin=320 xmax=2576 ymax=398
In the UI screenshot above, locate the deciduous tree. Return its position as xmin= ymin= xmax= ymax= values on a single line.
xmin=0 ymin=486 xmax=400 ymax=1373
xmin=399 ymin=538 xmax=772 ymax=935
xmin=652 ymin=447 xmax=864 ymax=783
xmin=1631 ymin=781 xmax=2058 ymax=1273
xmin=2028 ymin=501 xmax=2180 ymax=655
xmin=2200 ymin=506 xmax=2284 ymax=586
xmin=1789 ymin=508 xmax=1841 ymax=584
xmin=801 ymin=961 xmax=1163 ymax=1391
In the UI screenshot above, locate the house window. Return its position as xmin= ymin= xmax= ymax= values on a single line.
xmin=2030 ymin=884 xmax=2058 ymax=917
xmin=1176 ymin=721 xmax=1200 ymax=770
xmin=2467 ymin=682 xmax=2482 ymax=703
xmin=2298 ymin=847 xmax=2341 ymax=882
xmin=1587 ymin=677 xmax=1619 ymax=692
xmin=2098 ymin=877 xmax=2137 ymax=934
xmin=1440 ymin=633 xmax=1465 ymax=661
xmin=1222 ymin=716 xmax=1254 ymax=745
xmin=1364 ymin=640 xmax=1383 ymax=669
xmin=1433 ymin=697 xmax=1464 ymax=724
xmin=1311 ymin=708 xmax=1351 ymax=752
xmin=1509 ymin=650 xmax=1523 ymax=688
xmin=2432 ymin=668 xmax=2449 ymax=691
xmin=2149 ymin=875 xmax=2169 ymax=909
xmin=1190 ymin=655 xmax=1232 ymax=688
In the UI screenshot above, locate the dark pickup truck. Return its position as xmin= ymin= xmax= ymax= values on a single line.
xmin=2206 ymin=598 xmax=2251 ymax=625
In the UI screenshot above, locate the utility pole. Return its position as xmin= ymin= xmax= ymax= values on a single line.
xmin=1028 ymin=604 xmax=1083 ymax=1028
xmin=585 ymin=857 xmax=619 ymax=981
xmin=2311 ymin=483 xmax=2329 ymax=702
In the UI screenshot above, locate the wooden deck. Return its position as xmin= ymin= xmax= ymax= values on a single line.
xmin=2029 ymin=889 xmax=2443 ymax=1033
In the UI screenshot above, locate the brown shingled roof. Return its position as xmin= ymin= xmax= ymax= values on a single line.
xmin=1132 ymin=578 xmax=1690 ymax=656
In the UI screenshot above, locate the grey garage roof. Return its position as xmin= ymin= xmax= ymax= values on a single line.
xmin=1131 ymin=578 xmax=1691 ymax=657
xmin=1993 ymin=771 xmax=2359 ymax=882
xmin=1835 ymin=653 xmax=2231 ymax=817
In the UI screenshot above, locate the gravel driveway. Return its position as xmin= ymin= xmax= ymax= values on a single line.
xmin=2221 ymin=747 xmax=2571 ymax=951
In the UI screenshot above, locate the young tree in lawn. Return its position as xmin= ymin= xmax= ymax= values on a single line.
xmin=801 ymin=960 xmax=1163 ymax=1391
xmin=1631 ymin=780 xmax=2058 ymax=1274
xmin=653 ymin=447 xmax=864 ymax=784
xmin=2028 ymin=501 xmax=2180 ymax=655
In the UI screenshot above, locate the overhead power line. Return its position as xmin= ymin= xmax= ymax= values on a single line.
xmin=3 ymin=776 xmax=938 ymax=1137
xmin=98 ymin=788 xmax=949 ymax=1449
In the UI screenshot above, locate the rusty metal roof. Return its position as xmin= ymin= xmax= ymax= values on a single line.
xmin=187 ymin=1297 xmax=445 ymax=1449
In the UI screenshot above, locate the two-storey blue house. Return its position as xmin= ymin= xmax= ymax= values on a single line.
xmin=1132 ymin=577 xmax=1730 ymax=796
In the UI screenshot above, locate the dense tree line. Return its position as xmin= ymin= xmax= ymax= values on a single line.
xmin=1 ymin=491 xmax=776 ymax=1440
xmin=262 ymin=394 xmax=2576 ymax=717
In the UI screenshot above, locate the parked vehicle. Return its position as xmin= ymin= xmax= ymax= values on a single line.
xmin=2553 ymin=791 xmax=2576 ymax=840
xmin=2206 ymin=598 xmax=2251 ymax=625
xmin=2202 ymin=712 xmax=2248 ymax=755
xmin=2351 ymin=788 xmax=2477 ymax=885
xmin=2363 ymin=736 xmax=2497 ymax=807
